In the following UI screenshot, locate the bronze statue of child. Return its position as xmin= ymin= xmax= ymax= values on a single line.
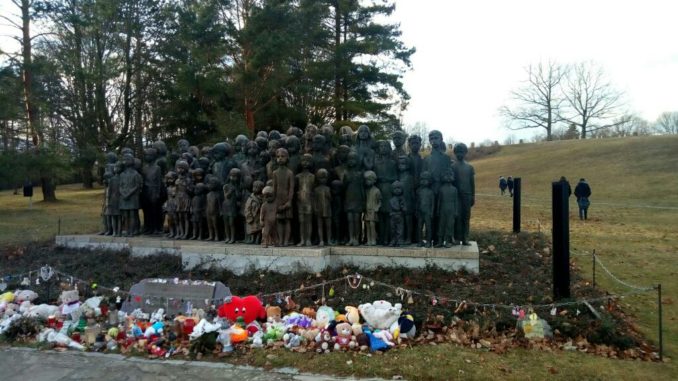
xmin=313 ymin=168 xmax=332 ymax=246
xmin=272 ymin=148 xmax=295 ymax=246
xmin=417 ymin=171 xmax=435 ymax=247
xmin=119 ymin=153 xmax=143 ymax=237
xmin=245 ymin=180 xmax=264 ymax=244
xmin=163 ymin=171 xmax=178 ymax=238
xmin=260 ymin=185 xmax=278 ymax=248
xmin=343 ymin=151 xmax=366 ymax=246
xmin=222 ymin=167 xmax=242 ymax=244
xmin=296 ymin=154 xmax=315 ymax=246
xmin=174 ymin=160 xmax=193 ymax=239
xmin=104 ymin=162 xmax=122 ymax=236
xmin=389 ymin=181 xmax=406 ymax=247
xmin=205 ymin=175 xmax=222 ymax=241
xmin=452 ymin=143 xmax=475 ymax=246
xmin=363 ymin=170 xmax=381 ymax=246
xmin=190 ymin=183 xmax=207 ymax=240
xmin=436 ymin=170 xmax=459 ymax=247
xmin=397 ymin=155 xmax=415 ymax=244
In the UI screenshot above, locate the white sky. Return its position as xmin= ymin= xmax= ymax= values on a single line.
xmin=393 ymin=0 xmax=678 ymax=144
xmin=2 ymin=0 xmax=677 ymax=144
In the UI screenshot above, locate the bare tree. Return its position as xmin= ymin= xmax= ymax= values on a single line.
xmin=500 ymin=61 xmax=568 ymax=141
xmin=561 ymin=62 xmax=627 ymax=139
xmin=654 ymin=111 xmax=678 ymax=135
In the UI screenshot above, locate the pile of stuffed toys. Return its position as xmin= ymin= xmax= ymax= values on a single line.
xmin=1 ymin=288 xmax=417 ymax=357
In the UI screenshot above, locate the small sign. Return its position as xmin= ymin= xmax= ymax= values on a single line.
xmin=121 ymin=278 xmax=231 ymax=316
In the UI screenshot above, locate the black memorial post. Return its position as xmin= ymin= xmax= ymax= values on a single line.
xmin=552 ymin=180 xmax=570 ymax=299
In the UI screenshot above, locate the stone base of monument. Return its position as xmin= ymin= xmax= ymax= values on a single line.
xmin=55 ymin=235 xmax=479 ymax=275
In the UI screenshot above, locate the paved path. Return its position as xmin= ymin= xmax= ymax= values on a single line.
xmin=1 ymin=347 xmax=385 ymax=381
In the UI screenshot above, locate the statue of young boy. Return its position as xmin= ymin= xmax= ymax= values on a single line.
xmin=142 ymin=148 xmax=164 ymax=234
xmin=374 ymin=140 xmax=397 ymax=245
xmin=174 ymin=160 xmax=193 ymax=239
xmin=391 ymin=130 xmax=407 ymax=160
xmin=260 ymin=186 xmax=278 ymax=248
xmin=191 ymin=183 xmax=207 ymax=240
xmin=397 ymin=155 xmax=415 ymax=244
xmin=222 ymin=168 xmax=242 ymax=244
xmin=343 ymin=151 xmax=365 ymax=246
xmin=104 ymin=162 xmax=122 ymax=236
xmin=285 ymin=135 xmax=302 ymax=174
xmin=313 ymin=168 xmax=332 ymax=246
xmin=436 ymin=170 xmax=459 ymax=247
xmin=272 ymin=148 xmax=295 ymax=246
xmin=163 ymin=171 xmax=178 ymax=238
xmin=363 ymin=170 xmax=381 ymax=246
xmin=205 ymin=175 xmax=222 ymax=241
xmin=452 ymin=143 xmax=475 ymax=246
xmin=119 ymin=153 xmax=143 ymax=237
xmin=416 ymin=171 xmax=435 ymax=247
xmin=245 ymin=180 xmax=264 ymax=244
xmin=296 ymin=154 xmax=315 ymax=246
xmin=389 ymin=181 xmax=406 ymax=247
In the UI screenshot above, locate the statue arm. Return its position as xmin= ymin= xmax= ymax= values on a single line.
xmin=471 ymin=167 xmax=475 ymax=206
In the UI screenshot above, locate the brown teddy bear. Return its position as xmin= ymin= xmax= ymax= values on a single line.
xmin=265 ymin=305 xmax=282 ymax=323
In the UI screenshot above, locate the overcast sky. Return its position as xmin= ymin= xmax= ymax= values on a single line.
xmin=2 ymin=0 xmax=677 ymax=144
xmin=393 ymin=0 xmax=678 ymax=144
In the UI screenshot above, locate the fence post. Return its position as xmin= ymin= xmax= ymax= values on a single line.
xmin=58 ymin=217 xmax=61 ymax=236
xmin=512 ymin=177 xmax=521 ymax=233
xmin=658 ymin=284 xmax=663 ymax=361
xmin=592 ymin=249 xmax=596 ymax=289
xmin=552 ymin=181 xmax=570 ymax=300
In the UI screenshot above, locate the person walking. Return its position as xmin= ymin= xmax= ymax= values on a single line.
xmin=559 ymin=176 xmax=572 ymax=197
xmin=574 ymin=178 xmax=592 ymax=220
xmin=507 ymin=176 xmax=514 ymax=197
xmin=499 ymin=176 xmax=507 ymax=195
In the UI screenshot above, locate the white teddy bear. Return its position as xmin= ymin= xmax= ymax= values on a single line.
xmin=358 ymin=300 xmax=402 ymax=330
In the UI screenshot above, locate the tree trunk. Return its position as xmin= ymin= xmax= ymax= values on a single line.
xmin=41 ymin=176 xmax=57 ymax=202
xmin=333 ymin=0 xmax=342 ymax=122
xmin=82 ymin=164 xmax=94 ymax=189
xmin=245 ymin=99 xmax=255 ymax=137
xmin=20 ymin=0 xmax=40 ymax=147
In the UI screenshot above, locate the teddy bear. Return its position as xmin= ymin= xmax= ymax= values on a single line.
xmin=301 ymin=307 xmax=316 ymax=319
xmin=358 ymin=300 xmax=402 ymax=330
xmin=314 ymin=328 xmax=333 ymax=353
xmin=314 ymin=306 xmax=335 ymax=329
xmin=283 ymin=332 xmax=301 ymax=349
xmin=373 ymin=329 xmax=395 ymax=347
xmin=59 ymin=289 xmax=81 ymax=319
xmin=391 ymin=311 xmax=416 ymax=340
xmin=250 ymin=331 xmax=264 ymax=348
xmin=333 ymin=322 xmax=357 ymax=350
xmin=14 ymin=290 xmax=38 ymax=303
xmin=265 ymin=305 xmax=282 ymax=323
xmin=345 ymin=306 xmax=362 ymax=335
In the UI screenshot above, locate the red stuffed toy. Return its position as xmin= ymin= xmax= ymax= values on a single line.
xmin=217 ymin=296 xmax=266 ymax=324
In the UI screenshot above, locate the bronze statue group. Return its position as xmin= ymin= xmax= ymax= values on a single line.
xmin=101 ymin=125 xmax=475 ymax=248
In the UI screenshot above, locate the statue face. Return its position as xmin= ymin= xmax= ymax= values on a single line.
xmin=455 ymin=150 xmax=466 ymax=161
xmin=357 ymin=126 xmax=370 ymax=140
xmin=378 ymin=141 xmax=390 ymax=155
xmin=122 ymin=154 xmax=135 ymax=168
xmin=397 ymin=157 xmax=409 ymax=172
xmin=144 ymin=150 xmax=156 ymax=163
xmin=252 ymin=181 xmax=264 ymax=194
xmin=364 ymin=174 xmax=375 ymax=187
xmin=392 ymin=133 xmax=405 ymax=147
xmin=301 ymin=154 xmax=312 ymax=169
xmin=312 ymin=136 xmax=325 ymax=151
xmin=178 ymin=139 xmax=190 ymax=153
xmin=408 ymin=137 xmax=421 ymax=153
xmin=276 ymin=149 xmax=289 ymax=165
xmin=429 ymin=132 xmax=443 ymax=151
xmin=392 ymin=184 xmax=403 ymax=195
xmin=286 ymin=137 xmax=300 ymax=153
xmin=420 ymin=177 xmax=430 ymax=187
xmin=347 ymin=153 xmax=358 ymax=167
xmin=316 ymin=171 xmax=328 ymax=184
xmin=264 ymin=191 xmax=275 ymax=203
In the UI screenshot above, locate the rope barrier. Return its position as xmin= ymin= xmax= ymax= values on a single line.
xmin=476 ymin=192 xmax=678 ymax=211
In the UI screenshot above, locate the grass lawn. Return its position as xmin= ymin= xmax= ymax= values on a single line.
xmin=0 ymin=135 xmax=676 ymax=380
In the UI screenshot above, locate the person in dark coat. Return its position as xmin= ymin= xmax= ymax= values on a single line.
xmin=506 ymin=176 xmax=514 ymax=197
xmin=559 ymin=176 xmax=572 ymax=197
xmin=574 ymin=178 xmax=592 ymax=220
xmin=499 ymin=176 xmax=507 ymax=195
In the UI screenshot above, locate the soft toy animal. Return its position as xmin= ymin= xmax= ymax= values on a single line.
xmin=392 ymin=311 xmax=416 ymax=339
xmin=217 ymin=329 xmax=233 ymax=352
xmin=229 ymin=318 xmax=248 ymax=343
xmin=265 ymin=305 xmax=282 ymax=323
xmin=283 ymin=312 xmax=314 ymax=329
xmin=301 ymin=307 xmax=316 ymax=319
xmin=333 ymin=322 xmax=357 ymax=350
xmin=0 ymin=291 xmax=15 ymax=303
xmin=14 ymin=290 xmax=38 ymax=303
xmin=283 ymin=332 xmax=301 ymax=349
xmin=26 ymin=304 xmax=60 ymax=319
xmin=345 ymin=306 xmax=362 ymax=335
xmin=217 ymin=296 xmax=266 ymax=324
xmin=314 ymin=328 xmax=333 ymax=353
xmin=263 ymin=322 xmax=285 ymax=344
xmin=358 ymin=301 xmax=402 ymax=330
xmin=251 ymin=331 xmax=264 ymax=348
xmin=315 ymin=306 xmax=335 ymax=329
xmin=373 ymin=330 xmax=395 ymax=347
xmin=362 ymin=326 xmax=390 ymax=351
xmin=189 ymin=318 xmax=221 ymax=340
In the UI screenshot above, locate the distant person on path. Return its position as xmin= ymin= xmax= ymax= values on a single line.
xmin=499 ymin=176 xmax=507 ymax=195
xmin=574 ymin=178 xmax=592 ymax=220
xmin=507 ymin=176 xmax=514 ymax=197
xmin=559 ymin=176 xmax=572 ymax=197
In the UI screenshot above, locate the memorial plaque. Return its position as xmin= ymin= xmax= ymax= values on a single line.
xmin=121 ymin=278 xmax=231 ymax=316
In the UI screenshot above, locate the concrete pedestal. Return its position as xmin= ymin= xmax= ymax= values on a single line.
xmin=55 ymin=235 xmax=479 ymax=275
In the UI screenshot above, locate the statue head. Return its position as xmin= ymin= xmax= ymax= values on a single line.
xmin=453 ymin=142 xmax=468 ymax=161
xmin=316 ymin=168 xmax=329 ymax=185
xmin=305 ymin=124 xmax=318 ymax=138
xmin=377 ymin=140 xmax=391 ymax=156
xmin=286 ymin=135 xmax=300 ymax=154
xmin=200 ymin=145 xmax=211 ymax=158
xmin=122 ymin=153 xmax=135 ymax=168
xmin=357 ymin=125 xmax=371 ymax=142
xmin=188 ymin=145 xmax=200 ymax=158
xmin=301 ymin=153 xmax=313 ymax=169
xmin=206 ymin=174 xmax=221 ymax=191
xmin=262 ymin=186 xmax=275 ymax=202
xmin=331 ymin=179 xmax=343 ymax=195
xmin=442 ymin=169 xmax=455 ymax=184
xmin=429 ymin=130 xmax=444 ymax=152
xmin=364 ymin=170 xmax=377 ymax=187
xmin=121 ymin=147 xmax=134 ymax=157
xmin=391 ymin=180 xmax=403 ymax=195
xmin=144 ymin=148 xmax=158 ymax=163
xmin=312 ymin=135 xmax=326 ymax=152
xmin=255 ymin=136 xmax=268 ymax=152
xmin=195 ymin=182 xmax=207 ymax=195
xmin=268 ymin=130 xmax=282 ymax=141
xmin=211 ymin=143 xmax=228 ymax=161
xmin=287 ymin=126 xmax=303 ymax=139
xmin=175 ymin=159 xmax=189 ymax=174
xmin=336 ymin=145 xmax=350 ymax=163
xmin=347 ymin=150 xmax=359 ymax=168
xmin=397 ymin=155 xmax=409 ymax=172
xmin=243 ymin=141 xmax=259 ymax=158
xmin=152 ymin=140 xmax=167 ymax=156
xmin=407 ymin=134 xmax=422 ymax=154
xmin=164 ymin=171 xmax=177 ymax=185
xmin=391 ymin=130 xmax=407 ymax=148
xmin=339 ymin=126 xmax=354 ymax=146
xmin=192 ymin=168 xmax=205 ymax=183
xmin=268 ymin=139 xmax=281 ymax=155
xmin=177 ymin=139 xmax=190 ymax=153
xmin=320 ymin=124 xmax=334 ymax=145
xmin=228 ymin=167 xmax=241 ymax=184
xmin=276 ymin=148 xmax=289 ymax=166
xmin=105 ymin=152 xmax=118 ymax=164
xmin=252 ymin=180 xmax=264 ymax=195
xmin=235 ymin=135 xmax=249 ymax=153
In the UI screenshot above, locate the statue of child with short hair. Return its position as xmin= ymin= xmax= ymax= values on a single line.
xmin=272 ymin=148 xmax=294 ymax=246
xmin=436 ymin=170 xmax=459 ymax=247
xmin=164 ymin=171 xmax=178 ymax=238
xmin=296 ymin=154 xmax=315 ymax=246
xmin=190 ymin=183 xmax=207 ymax=240
xmin=222 ymin=168 xmax=242 ymax=244
xmin=417 ymin=171 xmax=435 ymax=247
xmin=344 ymin=151 xmax=366 ymax=246
xmin=119 ymin=153 xmax=143 ymax=237
xmin=363 ymin=170 xmax=381 ymax=246
xmin=260 ymin=186 xmax=278 ymax=248
xmin=313 ymin=168 xmax=332 ymax=246
xmin=389 ymin=181 xmax=406 ymax=247
xmin=205 ymin=175 xmax=222 ymax=241
xmin=245 ymin=180 xmax=264 ymax=244
xmin=397 ymin=155 xmax=415 ymax=244
xmin=104 ymin=162 xmax=122 ymax=236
